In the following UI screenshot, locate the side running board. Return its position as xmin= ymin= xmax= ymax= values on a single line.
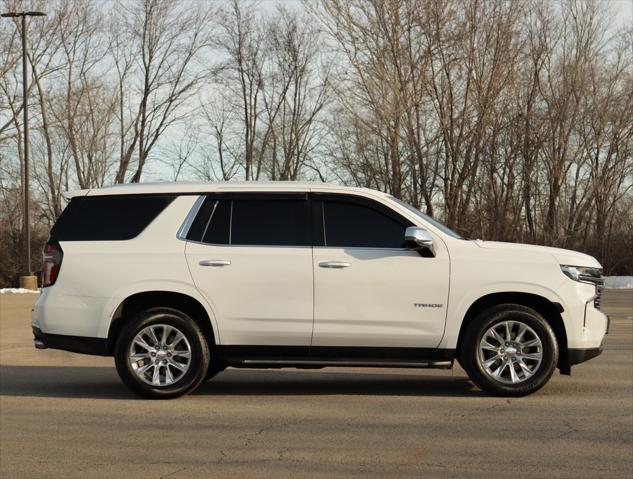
xmin=232 ymin=358 xmax=454 ymax=369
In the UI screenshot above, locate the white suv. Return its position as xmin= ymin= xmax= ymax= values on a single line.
xmin=33 ymin=182 xmax=608 ymax=398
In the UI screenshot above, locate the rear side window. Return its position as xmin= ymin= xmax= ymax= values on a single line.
xmin=187 ymin=195 xmax=310 ymax=246
xmin=232 ymin=199 xmax=309 ymax=246
xmin=50 ymin=195 xmax=175 ymax=241
xmin=187 ymin=198 xmax=231 ymax=244
xmin=317 ymin=197 xmax=411 ymax=248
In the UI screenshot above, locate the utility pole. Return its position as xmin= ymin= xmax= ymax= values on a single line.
xmin=1 ymin=10 xmax=46 ymax=289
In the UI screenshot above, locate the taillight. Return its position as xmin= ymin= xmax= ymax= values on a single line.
xmin=42 ymin=242 xmax=63 ymax=287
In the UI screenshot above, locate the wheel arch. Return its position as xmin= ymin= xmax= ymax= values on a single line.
xmin=107 ymin=291 xmax=216 ymax=354
xmin=455 ymin=292 xmax=569 ymax=372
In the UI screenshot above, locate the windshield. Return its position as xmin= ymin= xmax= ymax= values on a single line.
xmin=389 ymin=196 xmax=463 ymax=240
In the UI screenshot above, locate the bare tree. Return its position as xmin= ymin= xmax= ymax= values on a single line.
xmin=209 ymin=1 xmax=329 ymax=182
xmin=112 ymin=0 xmax=216 ymax=183
xmin=315 ymin=0 xmax=414 ymax=198
xmin=195 ymin=100 xmax=242 ymax=181
xmin=214 ymin=0 xmax=268 ymax=180
xmin=263 ymin=6 xmax=329 ymax=181
xmin=1 ymin=0 xmax=633 ymax=285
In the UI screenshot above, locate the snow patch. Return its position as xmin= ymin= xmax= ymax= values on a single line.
xmin=604 ymin=277 xmax=633 ymax=289
xmin=0 ymin=288 xmax=40 ymax=294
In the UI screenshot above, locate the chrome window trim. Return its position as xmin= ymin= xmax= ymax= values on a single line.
xmin=314 ymin=246 xmax=412 ymax=252
xmin=185 ymin=238 xmax=312 ymax=250
xmin=176 ymin=195 xmax=205 ymax=241
xmin=185 ymin=239 xmax=409 ymax=252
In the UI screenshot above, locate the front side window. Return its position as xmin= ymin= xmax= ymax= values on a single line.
xmin=388 ymin=196 xmax=463 ymax=239
xmin=316 ymin=196 xmax=412 ymax=248
xmin=187 ymin=195 xmax=310 ymax=246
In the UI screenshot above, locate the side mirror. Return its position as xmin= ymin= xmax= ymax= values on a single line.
xmin=405 ymin=226 xmax=435 ymax=256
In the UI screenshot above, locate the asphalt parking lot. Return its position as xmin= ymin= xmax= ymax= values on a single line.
xmin=1 ymin=292 xmax=632 ymax=478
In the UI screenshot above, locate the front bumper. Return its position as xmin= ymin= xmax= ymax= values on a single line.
xmin=567 ymin=347 xmax=603 ymax=366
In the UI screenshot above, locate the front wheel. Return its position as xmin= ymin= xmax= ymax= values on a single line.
xmin=460 ymin=304 xmax=558 ymax=396
xmin=114 ymin=307 xmax=210 ymax=399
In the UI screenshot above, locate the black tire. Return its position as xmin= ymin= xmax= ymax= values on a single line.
xmin=114 ymin=307 xmax=210 ymax=399
xmin=460 ymin=304 xmax=558 ymax=397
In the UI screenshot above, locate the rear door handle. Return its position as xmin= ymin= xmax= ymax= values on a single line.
xmin=199 ymin=259 xmax=231 ymax=267
xmin=319 ymin=261 xmax=351 ymax=269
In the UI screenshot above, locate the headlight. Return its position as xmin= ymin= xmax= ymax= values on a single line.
xmin=560 ymin=265 xmax=603 ymax=284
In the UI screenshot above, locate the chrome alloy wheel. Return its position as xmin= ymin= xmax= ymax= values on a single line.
xmin=478 ymin=320 xmax=543 ymax=384
xmin=128 ymin=324 xmax=192 ymax=387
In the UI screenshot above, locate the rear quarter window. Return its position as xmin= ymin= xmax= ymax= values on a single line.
xmin=50 ymin=194 xmax=176 ymax=241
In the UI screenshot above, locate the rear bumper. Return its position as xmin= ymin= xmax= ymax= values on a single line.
xmin=32 ymin=327 xmax=109 ymax=356
xmin=31 ymin=288 xmax=112 ymax=339
xmin=567 ymin=347 xmax=603 ymax=366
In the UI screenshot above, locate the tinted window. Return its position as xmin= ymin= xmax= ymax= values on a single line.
xmin=232 ymin=199 xmax=309 ymax=246
xmin=389 ymin=196 xmax=463 ymax=239
xmin=50 ymin=195 xmax=175 ymax=241
xmin=321 ymin=199 xmax=410 ymax=248
xmin=189 ymin=195 xmax=310 ymax=246
xmin=311 ymin=199 xmax=325 ymax=246
xmin=187 ymin=197 xmax=231 ymax=244
xmin=186 ymin=197 xmax=213 ymax=242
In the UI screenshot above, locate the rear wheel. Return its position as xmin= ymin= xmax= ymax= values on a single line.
xmin=461 ymin=304 xmax=558 ymax=396
xmin=114 ymin=307 xmax=210 ymax=399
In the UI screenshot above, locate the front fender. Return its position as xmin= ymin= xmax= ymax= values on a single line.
xmin=439 ymin=280 xmax=568 ymax=349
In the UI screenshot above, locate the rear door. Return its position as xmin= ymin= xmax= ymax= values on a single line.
xmin=185 ymin=193 xmax=314 ymax=346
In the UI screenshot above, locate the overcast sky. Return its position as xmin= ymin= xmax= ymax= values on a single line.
xmin=142 ymin=0 xmax=633 ymax=183
xmin=611 ymin=0 xmax=633 ymax=26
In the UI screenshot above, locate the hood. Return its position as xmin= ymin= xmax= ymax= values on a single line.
xmin=473 ymin=240 xmax=601 ymax=269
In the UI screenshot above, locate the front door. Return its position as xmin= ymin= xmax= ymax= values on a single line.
xmin=185 ymin=194 xmax=313 ymax=346
xmin=311 ymin=194 xmax=450 ymax=348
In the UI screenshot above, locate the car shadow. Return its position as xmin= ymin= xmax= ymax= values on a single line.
xmin=0 ymin=365 xmax=132 ymax=400
xmin=195 ymin=369 xmax=481 ymax=397
xmin=0 ymin=365 xmax=483 ymax=400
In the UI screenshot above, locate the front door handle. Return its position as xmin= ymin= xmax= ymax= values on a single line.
xmin=199 ymin=259 xmax=231 ymax=267
xmin=319 ymin=261 xmax=351 ymax=269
